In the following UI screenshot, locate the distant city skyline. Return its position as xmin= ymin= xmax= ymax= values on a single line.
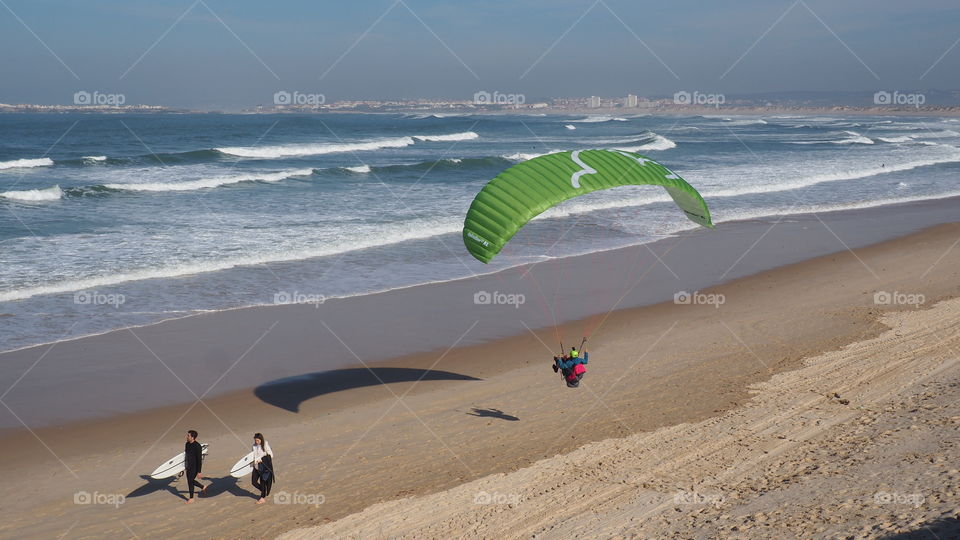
xmin=1 ymin=0 xmax=958 ymax=108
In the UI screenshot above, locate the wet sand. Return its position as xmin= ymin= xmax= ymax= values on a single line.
xmin=2 ymin=196 xmax=959 ymax=431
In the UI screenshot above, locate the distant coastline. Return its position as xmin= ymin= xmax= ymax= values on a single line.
xmin=4 ymin=102 xmax=960 ymax=117
xmin=0 ymin=103 xmax=189 ymax=114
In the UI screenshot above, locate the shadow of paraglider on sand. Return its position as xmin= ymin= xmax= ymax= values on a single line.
xmin=465 ymin=407 xmax=519 ymax=421
xmin=254 ymin=367 xmax=481 ymax=412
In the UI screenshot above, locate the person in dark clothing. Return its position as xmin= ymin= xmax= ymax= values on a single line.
xmin=253 ymin=454 xmax=275 ymax=503
xmin=183 ymin=429 xmax=207 ymax=503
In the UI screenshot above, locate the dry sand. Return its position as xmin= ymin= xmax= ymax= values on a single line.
xmin=283 ymin=292 xmax=960 ymax=540
xmin=3 ymin=223 xmax=959 ymax=539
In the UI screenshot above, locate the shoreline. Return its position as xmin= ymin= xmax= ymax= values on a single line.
xmin=4 ymin=219 xmax=959 ymax=538
xmin=2 ymin=186 xmax=955 ymax=358
xmin=2 ymin=194 xmax=960 ymax=431
xmin=4 ymin=187 xmax=959 ymax=358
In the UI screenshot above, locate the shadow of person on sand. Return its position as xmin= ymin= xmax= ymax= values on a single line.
xmin=254 ymin=367 xmax=481 ymax=412
xmin=466 ymin=407 xmax=519 ymax=421
xmin=127 ymin=475 xmax=181 ymax=499
xmin=199 ymin=475 xmax=260 ymax=500
xmin=128 ymin=475 xmax=259 ymax=501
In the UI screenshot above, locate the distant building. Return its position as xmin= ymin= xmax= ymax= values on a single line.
xmin=589 ymin=96 xmax=601 ymax=108
xmin=625 ymin=94 xmax=639 ymax=108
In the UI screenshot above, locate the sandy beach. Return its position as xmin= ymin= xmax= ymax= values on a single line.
xmin=2 ymin=210 xmax=958 ymax=538
xmin=4 ymin=196 xmax=960 ymax=432
xmin=4 ymin=1 xmax=960 ymax=537
xmin=282 ymin=284 xmax=960 ymax=540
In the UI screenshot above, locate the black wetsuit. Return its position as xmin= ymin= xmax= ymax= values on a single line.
xmin=184 ymin=441 xmax=205 ymax=498
xmin=252 ymin=454 xmax=275 ymax=498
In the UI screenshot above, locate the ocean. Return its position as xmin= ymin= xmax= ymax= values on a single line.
xmin=1 ymin=112 xmax=959 ymax=352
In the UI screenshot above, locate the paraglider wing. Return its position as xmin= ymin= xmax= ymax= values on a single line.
xmin=462 ymin=149 xmax=713 ymax=263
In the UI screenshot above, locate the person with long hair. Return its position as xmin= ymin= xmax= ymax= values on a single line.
xmin=251 ymin=433 xmax=275 ymax=504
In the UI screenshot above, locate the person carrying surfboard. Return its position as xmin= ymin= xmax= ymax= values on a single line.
xmin=184 ymin=430 xmax=208 ymax=503
xmin=251 ymin=433 xmax=275 ymax=504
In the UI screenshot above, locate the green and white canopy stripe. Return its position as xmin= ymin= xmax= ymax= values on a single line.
xmin=462 ymin=149 xmax=713 ymax=263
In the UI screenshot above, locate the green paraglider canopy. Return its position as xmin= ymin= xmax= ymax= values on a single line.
xmin=462 ymin=149 xmax=713 ymax=263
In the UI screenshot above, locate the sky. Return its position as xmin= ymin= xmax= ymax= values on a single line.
xmin=0 ymin=0 xmax=958 ymax=108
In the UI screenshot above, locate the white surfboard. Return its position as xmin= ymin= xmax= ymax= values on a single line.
xmin=150 ymin=443 xmax=209 ymax=479
xmin=230 ymin=450 xmax=256 ymax=478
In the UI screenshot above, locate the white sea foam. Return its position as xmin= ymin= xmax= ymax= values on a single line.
xmin=877 ymin=136 xmax=914 ymax=143
xmin=411 ymin=131 xmax=479 ymax=142
xmin=82 ymin=156 xmax=107 ymax=162
xmin=711 ymin=190 xmax=960 ymax=227
xmin=216 ymin=137 xmax=415 ymax=158
xmin=344 ymin=165 xmax=371 ymax=173
xmin=406 ymin=113 xmax=467 ymax=119
xmin=725 ymin=118 xmax=768 ymax=126
xmin=588 ymin=133 xmax=660 ymax=144
xmin=217 ymin=132 xmax=479 ymax=158
xmin=568 ymin=116 xmax=629 ymax=123
xmin=789 ymin=130 xmax=874 ymax=145
xmin=564 ymin=125 xmax=576 ymax=130
xmin=103 ymin=168 xmax=314 ymax=192
xmin=705 ymin=153 xmax=960 ymax=199
xmin=514 ymin=153 xmax=960 ymax=214
xmin=917 ymin=129 xmax=960 ymax=139
xmin=0 ymin=185 xmax=63 ymax=201
xmin=0 ymin=217 xmax=464 ymax=303
xmin=540 ymin=184 xmax=960 ymax=241
xmin=835 ymin=131 xmax=874 ymax=144
xmin=502 ymin=151 xmax=560 ymax=161
xmin=0 ymin=158 xmax=54 ymax=170
xmin=615 ymin=134 xmax=677 ymax=152
xmin=502 ymin=134 xmax=676 ymax=160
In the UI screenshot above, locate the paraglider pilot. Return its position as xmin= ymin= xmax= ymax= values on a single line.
xmin=552 ymin=343 xmax=588 ymax=388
